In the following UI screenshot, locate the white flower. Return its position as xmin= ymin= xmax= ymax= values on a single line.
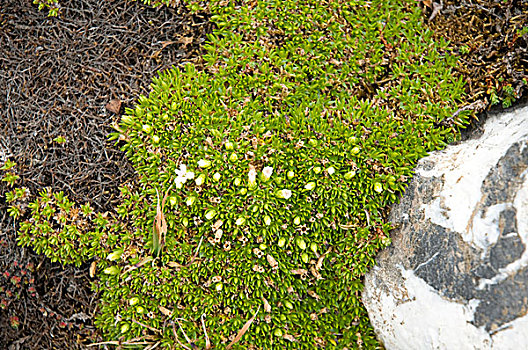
xmin=277 ymin=189 xmax=292 ymax=199
xmin=262 ymin=166 xmax=273 ymax=180
xmin=327 ymin=166 xmax=335 ymax=175
xmin=175 ymin=164 xmax=195 ymax=187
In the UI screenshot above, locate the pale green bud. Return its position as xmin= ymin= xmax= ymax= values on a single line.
xmin=152 ymin=135 xmax=160 ymax=144
xmin=294 ymin=216 xmax=301 ymax=225
xmin=205 ymin=209 xmax=217 ymax=220
xmin=169 ymin=196 xmax=177 ymax=206
xmin=142 ymin=124 xmax=152 ymax=133
xmin=215 ymin=282 xmax=223 ymax=291
xmin=213 ymin=172 xmax=221 ymax=182
xmin=304 ymin=182 xmax=316 ymax=190
xmin=313 ymin=166 xmax=322 ymax=174
xmin=234 ymin=177 xmax=242 ymax=186
xmin=195 ymin=173 xmax=206 ymax=186
xmin=278 ymin=237 xmax=286 ymax=247
xmin=327 ymin=166 xmax=335 ymax=175
xmin=198 ymin=159 xmax=211 ymax=168
xmin=344 ymin=171 xmax=356 ymax=180
xmin=229 ymin=153 xmax=238 ymax=162
xmin=103 ymin=266 xmax=120 ymax=275
xmin=224 ymin=141 xmax=234 ymax=150
xmin=107 ymin=250 xmax=123 ymax=262
xmin=239 ymin=188 xmax=247 ymax=195
xmin=301 ymin=252 xmax=309 ymax=264
xmin=120 ymin=323 xmax=130 ymax=333
xmin=264 ymin=215 xmax=272 ymax=226
xmin=374 ymin=182 xmax=383 ymax=193
xmin=284 ymin=300 xmax=294 ymax=309
xmin=287 ymin=170 xmax=295 ymax=179
xmin=186 ymin=196 xmax=196 ymax=206
xmin=235 ymin=217 xmax=246 ymax=226
xmin=310 ymin=242 xmax=318 ymax=254
xmin=351 ymin=146 xmax=360 ymax=154
xmin=296 ymin=237 xmax=307 ymax=250
xmin=129 ymin=297 xmax=140 ymax=306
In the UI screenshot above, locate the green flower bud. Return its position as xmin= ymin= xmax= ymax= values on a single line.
xmin=274 ymin=328 xmax=283 ymax=337
xmin=234 ymin=177 xmax=242 ymax=186
xmin=107 ymin=250 xmax=123 ymax=262
xmin=198 ymin=159 xmax=211 ymax=168
xmin=169 ymin=196 xmax=177 ymax=206
xmin=229 ymin=153 xmax=238 ymax=162
xmin=142 ymin=124 xmax=152 ymax=133
xmin=264 ymin=215 xmax=272 ymax=226
xmin=195 ymin=173 xmax=206 ymax=186
xmin=294 ymin=216 xmax=301 ymax=225
xmin=186 ymin=196 xmax=196 ymax=206
xmin=215 ymin=282 xmax=223 ymax=291
xmin=313 ymin=166 xmax=322 ymax=174
xmin=152 ymin=135 xmax=160 ymax=144
xmin=276 ymin=189 xmax=292 ymax=199
xmin=182 ymin=217 xmax=189 ymax=227
xmin=259 ymin=243 xmax=267 ymax=250
xmin=239 ymin=188 xmax=247 ymax=195
xmin=129 ymin=297 xmax=140 ymax=306
xmin=351 ymin=146 xmax=360 ymax=154
xmin=310 ymin=242 xmax=318 ymax=254
xmin=120 ymin=323 xmax=130 ymax=334
xmin=287 ymin=170 xmax=295 ymax=179
xmin=278 ymin=237 xmax=286 ymax=247
xmin=235 ymin=217 xmax=246 ymax=226
xmin=348 ymin=136 xmax=357 ymax=144
xmin=344 ymin=171 xmax=356 ymax=180
xmin=213 ymin=172 xmax=221 ymax=182
xmin=136 ymin=306 xmax=145 ymax=314
xmin=301 ymin=252 xmax=309 ymax=264
xmin=205 ymin=209 xmax=217 ymax=220
xmin=296 ymin=237 xmax=307 ymax=250
xmin=284 ymin=300 xmax=293 ymax=309
xmin=304 ymin=182 xmax=316 ymax=190
xmin=103 ymin=266 xmax=120 ymax=275
xmin=374 ymin=182 xmax=383 ymax=193
xmin=225 ymin=141 xmax=234 ymax=150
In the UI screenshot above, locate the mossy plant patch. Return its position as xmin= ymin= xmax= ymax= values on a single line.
xmin=7 ymin=0 xmax=472 ymax=348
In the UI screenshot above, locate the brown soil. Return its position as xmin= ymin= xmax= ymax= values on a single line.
xmin=0 ymin=0 xmax=210 ymax=348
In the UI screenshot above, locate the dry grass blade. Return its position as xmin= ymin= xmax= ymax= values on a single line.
xmin=132 ymin=318 xmax=162 ymax=334
xmin=159 ymin=305 xmax=173 ymax=317
xmin=201 ymin=313 xmax=211 ymax=349
xmin=226 ymin=306 xmax=261 ymax=350
xmin=152 ymin=184 xmax=173 ymax=257
xmin=262 ymin=297 xmax=271 ymax=313
xmin=122 ymin=256 xmax=153 ymax=276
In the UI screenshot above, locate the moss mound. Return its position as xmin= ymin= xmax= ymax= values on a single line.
xmin=7 ymin=0 xmax=472 ymax=348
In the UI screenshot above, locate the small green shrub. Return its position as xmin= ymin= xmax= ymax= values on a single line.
xmin=11 ymin=0 xmax=472 ymax=348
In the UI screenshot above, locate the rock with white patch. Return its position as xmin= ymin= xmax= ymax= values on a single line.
xmin=363 ymin=105 xmax=528 ymax=350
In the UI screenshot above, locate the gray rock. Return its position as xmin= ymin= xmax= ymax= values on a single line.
xmin=363 ymin=105 xmax=528 ymax=349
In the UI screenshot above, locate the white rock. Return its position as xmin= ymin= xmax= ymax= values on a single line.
xmin=363 ymin=105 xmax=528 ymax=350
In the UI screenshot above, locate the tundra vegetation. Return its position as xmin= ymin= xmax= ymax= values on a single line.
xmin=5 ymin=0 xmax=482 ymax=348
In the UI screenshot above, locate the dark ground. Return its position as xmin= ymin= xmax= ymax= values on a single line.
xmin=0 ymin=0 xmax=210 ymax=348
xmin=0 ymin=0 xmax=526 ymax=349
